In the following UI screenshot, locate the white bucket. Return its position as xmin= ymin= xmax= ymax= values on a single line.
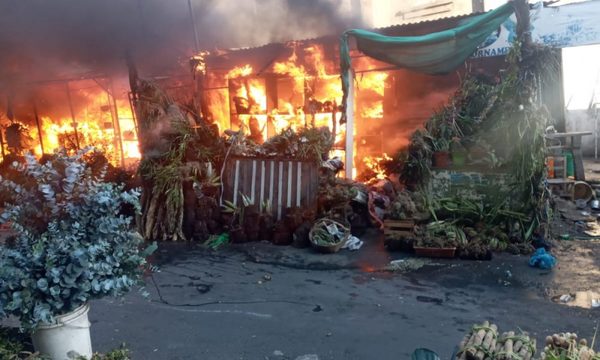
xmin=32 ymin=304 xmax=93 ymax=360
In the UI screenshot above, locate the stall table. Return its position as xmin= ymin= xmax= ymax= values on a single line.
xmin=545 ymin=131 xmax=592 ymax=181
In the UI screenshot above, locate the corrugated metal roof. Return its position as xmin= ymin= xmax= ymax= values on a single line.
xmin=206 ymin=9 xmax=489 ymax=57
xmin=375 ymin=10 xmax=482 ymax=29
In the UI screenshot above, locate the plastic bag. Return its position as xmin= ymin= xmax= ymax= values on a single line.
xmin=528 ymin=248 xmax=556 ymax=269
xmin=411 ymin=348 xmax=440 ymax=360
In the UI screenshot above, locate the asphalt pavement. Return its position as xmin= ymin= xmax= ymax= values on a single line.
xmin=89 ymin=231 xmax=600 ymax=360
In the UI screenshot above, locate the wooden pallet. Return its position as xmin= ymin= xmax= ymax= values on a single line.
xmin=0 ymin=221 xmax=12 ymax=232
xmin=383 ymin=219 xmax=415 ymax=238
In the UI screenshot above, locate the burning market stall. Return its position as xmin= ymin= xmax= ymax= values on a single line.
xmin=195 ymin=14 xmax=514 ymax=182
xmin=133 ymin=0 xmax=556 ymax=257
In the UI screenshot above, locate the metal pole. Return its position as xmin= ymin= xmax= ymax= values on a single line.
xmin=188 ymin=0 xmax=200 ymax=53
xmin=65 ymin=81 xmax=81 ymax=149
xmin=108 ymin=78 xmax=126 ymax=166
xmin=0 ymin=119 xmax=5 ymax=160
xmin=345 ymin=68 xmax=354 ymax=179
xmin=32 ymin=99 xmax=45 ymax=154
xmin=595 ymin=101 xmax=598 ymax=160
xmin=127 ymin=91 xmax=139 ymax=135
xmin=332 ymin=100 xmax=337 ymax=143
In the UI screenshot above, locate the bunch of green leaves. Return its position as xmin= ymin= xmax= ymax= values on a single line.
xmin=221 ymin=192 xmax=253 ymax=227
xmin=0 ymin=149 xmax=156 ymax=330
xmin=423 ymin=221 xmax=468 ymax=247
xmin=311 ymin=228 xmax=337 ymax=245
xmin=75 ymin=344 xmax=131 ymax=360
xmin=400 ymin=129 xmax=434 ymax=188
xmin=0 ymin=327 xmax=42 ymax=360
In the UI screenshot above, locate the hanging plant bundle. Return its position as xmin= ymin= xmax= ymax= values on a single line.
xmin=134 ymin=80 xmax=196 ymax=241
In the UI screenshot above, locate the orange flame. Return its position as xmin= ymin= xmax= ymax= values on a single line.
xmin=363 ymin=153 xmax=392 ymax=180
xmin=203 ymin=44 xmax=389 ymax=180
xmin=226 ymin=64 xmax=253 ymax=79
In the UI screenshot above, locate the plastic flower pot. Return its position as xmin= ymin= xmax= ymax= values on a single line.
xmin=229 ymin=227 xmax=247 ymax=243
xmin=432 ymin=151 xmax=450 ymax=168
xmin=451 ymin=151 xmax=467 ymax=167
xmin=32 ymin=304 xmax=92 ymax=360
xmin=259 ymin=214 xmax=274 ymax=242
xmin=414 ymin=247 xmax=456 ymax=258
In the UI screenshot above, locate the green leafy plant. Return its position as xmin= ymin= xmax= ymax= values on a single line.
xmin=432 ymin=138 xmax=450 ymax=152
xmin=221 ymin=192 xmax=253 ymax=227
xmin=0 ymin=149 xmax=156 ymax=330
xmin=261 ymin=199 xmax=272 ymax=215
xmin=416 ymin=221 xmax=467 ymax=248
xmin=0 ymin=327 xmax=43 ymax=360
xmin=80 ymin=344 xmax=131 ymax=360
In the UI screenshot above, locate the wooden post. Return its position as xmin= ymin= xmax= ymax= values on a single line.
xmin=0 ymin=120 xmax=5 ymax=159
xmin=331 ymin=100 xmax=337 ymax=144
xmin=188 ymin=0 xmax=200 ymax=53
xmin=109 ymin=78 xmax=126 ymax=166
xmin=32 ymin=99 xmax=45 ymax=154
xmin=514 ymin=0 xmax=532 ymax=47
xmin=65 ymin=81 xmax=81 ymax=149
xmin=345 ymin=68 xmax=354 ymax=179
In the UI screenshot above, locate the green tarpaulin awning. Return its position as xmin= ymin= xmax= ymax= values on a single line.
xmin=340 ymin=2 xmax=515 ymax=117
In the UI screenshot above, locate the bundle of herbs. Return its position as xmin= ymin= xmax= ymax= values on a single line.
xmin=256 ymin=126 xmax=334 ymax=163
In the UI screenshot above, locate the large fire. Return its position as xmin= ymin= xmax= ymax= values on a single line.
xmin=1 ymin=41 xmax=393 ymax=179
xmin=1 ymin=82 xmax=140 ymax=167
xmin=204 ymin=43 xmax=391 ymax=179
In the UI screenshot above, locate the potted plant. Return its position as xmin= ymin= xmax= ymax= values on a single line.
xmin=0 ymin=150 xmax=155 ymax=360
xmin=450 ymin=137 xmax=467 ymax=167
xmin=431 ymin=138 xmax=450 ymax=168
xmin=200 ymin=174 xmax=221 ymax=198
xmin=222 ymin=192 xmax=253 ymax=243
xmin=244 ymin=209 xmax=260 ymax=242
xmin=272 ymin=221 xmax=292 ymax=246
xmin=258 ymin=200 xmax=274 ymax=242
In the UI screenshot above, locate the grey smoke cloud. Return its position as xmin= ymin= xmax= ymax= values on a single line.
xmin=0 ymin=0 xmax=361 ymax=88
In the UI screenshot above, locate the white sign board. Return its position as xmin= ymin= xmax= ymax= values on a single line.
xmin=473 ymin=1 xmax=600 ymax=58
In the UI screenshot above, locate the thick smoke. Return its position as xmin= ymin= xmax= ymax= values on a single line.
xmin=0 ymin=0 xmax=362 ymax=89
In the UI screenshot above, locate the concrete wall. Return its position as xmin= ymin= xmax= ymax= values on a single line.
xmin=565 ymin=110 xmax=597 ymax=157
xmin=562 ymin=45 xmax=600 ymax=157
xmin=363 ymin=0 xmax=477 ymax=27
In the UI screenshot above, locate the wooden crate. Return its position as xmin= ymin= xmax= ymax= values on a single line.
xmin=0 ymin=221 xmax=11 ymax=232
xmin=414 ymin=247 xmax=457 ymax=258
xmin=383 ymin=219 xmax=415 ymax=238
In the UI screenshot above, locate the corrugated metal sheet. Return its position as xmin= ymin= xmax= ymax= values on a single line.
xmin=222 ymin=156 xmax=319 ymax=220
xmin=204 ymin=11 xmax=485 ymax=60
